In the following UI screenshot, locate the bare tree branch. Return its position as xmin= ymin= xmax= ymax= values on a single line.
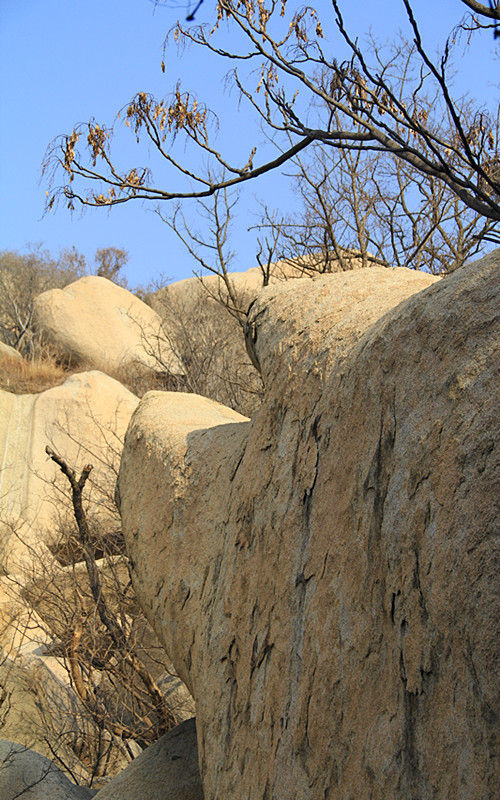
xmin=43 ymin=0 xmax=500 ymax=230
xmin=45 ymin=446 xmax=177 ymax=741
xmin=460 ymin=0 xmax=499 ymax=21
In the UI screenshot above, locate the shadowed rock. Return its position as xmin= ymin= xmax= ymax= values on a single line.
xmin=0 ymin=740 xmax=96 ymax=799
xmin=93 ymin=718 xmax=202 ymax=800
xmin=0 ymin=371 xmax=138 ymax=574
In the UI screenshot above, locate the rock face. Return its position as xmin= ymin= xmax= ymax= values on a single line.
xmin=33 ymin=275 xmax=182 ymax=375
xmin=0 ymin=370 xmax=138 ymax=573
xmin=152 ymin=257 xmax=375 ymax=324
xmin=93 ymin=718 xmax=202 ymax=800
xmin=118 ymin=256 xmax=499 ymax=800
xmin=0 ymin=366 xmax=196 ymax=791
xmin=0 ymin=371 xmax=143 ymax=787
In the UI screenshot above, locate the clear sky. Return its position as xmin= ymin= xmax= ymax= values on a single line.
xmin=0 ymin=0 xmax=497 ymax=287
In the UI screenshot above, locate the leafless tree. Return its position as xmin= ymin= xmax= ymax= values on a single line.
xmin=257 ymin=97 xmax=499 ymax=275
xmin=44 ymin=0 xmax=499 ymax=232
xmin=161 ymin=183 xmax=247 ymax=325
xmin=94 ymin=247 xmax=129 ymax=286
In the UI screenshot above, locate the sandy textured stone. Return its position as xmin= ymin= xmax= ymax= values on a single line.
xmin=119 ymin=256 xmax=499 ymax=799
xmin=0 ymin=371 xmax=138 ymax=573
xmin=93 ymin=718 xmax=202 ymax=800
xmin=33 ymin=275 xmax=182 ymax=375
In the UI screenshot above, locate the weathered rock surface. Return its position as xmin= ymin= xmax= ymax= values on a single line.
xmin=118 ymin=256 xmax=499 ymax=799
xmin=93 ymin=718 xmax=202 ymax=800
xmin=0 ymin=371 xmax=138 ymax=573
xmin=0 ymin=740 xmax=96 ymax=799
xmin=150 ymin=257 xmax=389 ymax=420
xmin=33 ymin=275 xmax=182 ymax=375
xmin=152 ymin=257 xmax=377 ymax=332
xmin=157 ymin=671 xmax=196 ymax=724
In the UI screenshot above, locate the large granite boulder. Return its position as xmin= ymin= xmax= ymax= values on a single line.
xmin=118 ymin=256 xmax=499 ymax=799
xmin=150 ymin=257 xmax=376 ymax=419
xmin=33 ymin=276 xmax=182 ymax=376
xmin=153 ymin=254 xmax=380 ymax=316
xmin=93 ymin=718 xmax=202 ymax=800
xmin=0 ymin=371 xmax=138 ymax=573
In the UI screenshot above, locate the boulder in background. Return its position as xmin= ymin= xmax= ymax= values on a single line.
xmin=33 ymin=276 xmax=182 ymax=376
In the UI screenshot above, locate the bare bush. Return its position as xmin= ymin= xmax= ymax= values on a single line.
xmin=0 ymin=398 xmax=193 ymax=786
xmin=45 ymin=448 xmax=184 ymax=740
xmin=0 ymin=351 xmax=69 ymax=394
xmin=94 ymin=247 xmax=129 ymax=288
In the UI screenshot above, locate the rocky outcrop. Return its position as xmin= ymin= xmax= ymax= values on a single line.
xmin=0 ymin=371 xmax=138 ymax=573
xmin=118 ymin=256 xmax=499 ymax=799
xmin=33 ymin=276 xmax=182 ymax=376
xmin=93 ymin=718 xmax=202 ymax=800
xmin=152 ymin=255 xmax=380 ymax=317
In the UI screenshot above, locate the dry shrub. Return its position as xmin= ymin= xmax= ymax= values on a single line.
xmin=0 ymin=352 xmax=69 ymax=394
xmin=23 ymin=450 xmax=189 ymax=753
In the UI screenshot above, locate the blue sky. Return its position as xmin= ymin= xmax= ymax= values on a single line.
xmin=0 ymin=0 xmax=497 ymax=287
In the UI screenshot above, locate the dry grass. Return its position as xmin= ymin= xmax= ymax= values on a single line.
xmin=0 ymin=349 xmax=179 ymax=400
xmin=0 ymin=353 xmax=69 ymax=394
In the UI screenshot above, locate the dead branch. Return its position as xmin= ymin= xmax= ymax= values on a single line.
xmin=45 ymin=445 xmax=177 ymax=740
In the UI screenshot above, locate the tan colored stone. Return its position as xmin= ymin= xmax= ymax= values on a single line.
xmin=33 ymin=276 xmax=182 ymax=375
xmin=118 ymin=256 xmax=499 ymax=799
xmin=149 ymin=255 xmax=391 ymax=419
xmin=152 ymin=254 xmax=374 ymax=316
xmin=0 ymin=371 xmax=138 ymax=574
